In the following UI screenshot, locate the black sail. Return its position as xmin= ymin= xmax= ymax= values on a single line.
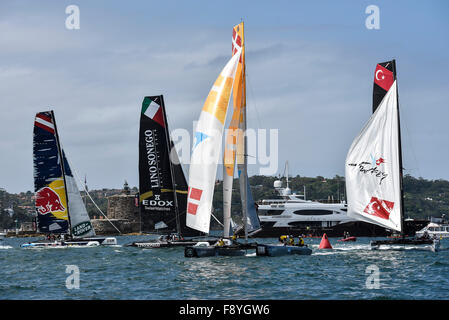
xmin=373 ymin=60 xmax=396 ymax=113
xmin=139 ymin=95 xmax=201 ymax=236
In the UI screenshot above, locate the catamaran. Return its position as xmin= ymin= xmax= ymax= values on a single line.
xmin=184 ymin=22 xmax=261 ymax=257
xmin=345 ymin=60 xmax=439 ymax=251
xmin=255 ymin=162 xmax=312 ymax=256
xmin=127 ymin=95 xmax=215 ymax=248
xmin=21 ymin=111 xmax=117 ymax=248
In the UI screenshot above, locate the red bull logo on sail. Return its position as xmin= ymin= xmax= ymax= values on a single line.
xmin=35 ymin=187 xmax=66 ymax=215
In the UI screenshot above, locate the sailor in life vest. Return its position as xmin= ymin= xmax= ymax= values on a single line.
xmin=279 ymin=235 xmax=288 ymax=244
xmin=297 ymin=236 xmax=305 ymax=247
xmin=288 ymin=235 xmax=294 ymax=245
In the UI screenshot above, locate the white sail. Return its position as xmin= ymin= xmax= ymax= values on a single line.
xmin=186 ymin=52 xmax=241 ymax=234
xmin=222 ymin=168 xmax=234 ymax=237
xmin=223 ymin=22 xmax=246 ymax=238
xmin=345 ymin=81 xmax=402 ymax=232
xmin=63 ymin=153 xmax=96 ymax=238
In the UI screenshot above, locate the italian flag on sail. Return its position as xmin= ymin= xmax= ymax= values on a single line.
xmin=142 ymin=98 xmax=165 ymax=127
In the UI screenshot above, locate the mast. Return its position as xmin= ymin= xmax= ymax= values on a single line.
xmin=239 ymin=21 xmax=249 ymax=242
xmin=51 ymin=110 xmax=72 ymax=236
xmin=392 ymin=60 xmax=405 ymax=235
xmin=84 ymin=175 xmax=88 ymax=209
xmin=160 ymin=96 xmax=182 ymax=236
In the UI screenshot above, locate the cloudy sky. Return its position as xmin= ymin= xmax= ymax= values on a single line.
xmin=1 ymin=0 xmax=448 ymax=193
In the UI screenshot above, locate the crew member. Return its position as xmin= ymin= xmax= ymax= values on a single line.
xmin=289 ymin=236 xmax=294 ymax=245
xmin=297 ymin=236 xmax=304 ymax=247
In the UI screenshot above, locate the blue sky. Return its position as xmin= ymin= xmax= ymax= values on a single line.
xmin=1 ymin=0 xmax=448 ymax=193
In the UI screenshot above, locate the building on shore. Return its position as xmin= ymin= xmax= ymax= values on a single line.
xmin=91 ymin=181 xmax=141 ymax=235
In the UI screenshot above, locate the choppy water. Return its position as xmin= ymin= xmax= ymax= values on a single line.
xmin=1 ymin=236 xmax=448 ymax=300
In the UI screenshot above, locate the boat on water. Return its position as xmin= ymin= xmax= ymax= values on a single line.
xmin=254 ymin=162 xmax=354 ymax=239
xmin=0 ymin=232 xmax=5 ymax=240
xmin=252 ymin=162 xmax=426 ymax=238
xmin=127 ymin=95 xmax=212 ymax=248
xmin=344 ymin=60 xmax=439 ymax=251
xmin=416 ymin=216 xmax=449 ymax=239
xmin=338 ymin=236 xmax=357 ymax=242
xmin=21 ymin=111 xmax=117 ymax=248
xmin=256 ymin=243 xmax=312 ymax=257
xmin=184 ymin=22 xmax=260 ymax=257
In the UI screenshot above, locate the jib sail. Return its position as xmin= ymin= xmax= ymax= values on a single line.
xmin=62 ymin=151 xmax=95 ymax=238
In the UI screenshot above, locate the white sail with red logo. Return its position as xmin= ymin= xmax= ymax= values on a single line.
xmin=186 ymin=51 xmax=241 ymax=234
xmin=345 ymin=60 xmax=402 ymax=232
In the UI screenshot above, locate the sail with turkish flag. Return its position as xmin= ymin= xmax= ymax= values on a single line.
xmin=186 ymin=51 xmax=241 ymax=234
xmin=373 ymin=60 xmax=395 ymax=113
xmin=345 ymin=77 xmax=402 ymax=232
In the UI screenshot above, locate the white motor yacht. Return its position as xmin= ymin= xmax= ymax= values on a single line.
xmin=416 ymin=216 xmax=449 ymax=239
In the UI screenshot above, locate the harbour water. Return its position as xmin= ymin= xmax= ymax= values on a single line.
xmin=1 ymin=235 xmax=448 ymax=300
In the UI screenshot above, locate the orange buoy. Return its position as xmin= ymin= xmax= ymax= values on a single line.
xmin=319 ymin=233 xmax=332 ymax=249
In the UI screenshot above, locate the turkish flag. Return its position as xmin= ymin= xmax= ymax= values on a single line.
xmin=374 ymin=64 xmax=394 ymax=92
xmin=363 ymin=197 xmax=395 ymax=220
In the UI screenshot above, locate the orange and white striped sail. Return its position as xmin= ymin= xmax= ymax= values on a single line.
xmin=186 ymin=50 xmax=241 ymax=234
xmin=223 ymin=22 xmax=246 ymax=237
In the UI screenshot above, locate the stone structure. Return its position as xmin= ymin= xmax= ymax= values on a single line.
xmin=91 ymin=181 xmax=141 ymax=235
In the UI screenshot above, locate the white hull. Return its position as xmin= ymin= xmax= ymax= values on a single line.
xmin=258 ymin=199 xmax=353 ymax=229
xmin=21 ymin=236 xmax=117 ymax=248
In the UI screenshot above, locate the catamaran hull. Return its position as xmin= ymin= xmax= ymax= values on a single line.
xmin=370 ymin=238 xmax=440 ymax=252
xmin=184 ymin=246 xmax=249 ymax=258
xmin=21 ymin=237 xmax=117 ymax=248
xmin=256 ymin=244 xmax=312 ymax=256
xmin=338 ymin=237 xmax=357 ymax=242
xmin=127 ymin=239 xmax=216 ymax=248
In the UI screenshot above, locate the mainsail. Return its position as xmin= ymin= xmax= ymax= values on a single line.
xmin=33 ymin=111 xmax=95 ymax=237
xmin=345 ymin=61 xmax=402 ymax=232
xmin=138 ymin=95 xmax=197 ymax=235
xmin=33 ymin=112 xmax=69 ymax=233
xmin=186 ymin=51 xmax=241 ymax=234
xmin=373 ymin=61 xmax=395 ymax=113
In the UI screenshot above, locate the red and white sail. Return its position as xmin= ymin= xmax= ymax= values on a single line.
xmin=186 ymin=51 xmax=241 ymax=234
xmin=223 ymin=22 xmax=246 ymax=237
xmin=345 ymin=81 xmax=402 ymax=232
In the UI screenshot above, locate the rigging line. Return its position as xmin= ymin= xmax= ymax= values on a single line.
xmin=211 ymin=211 xmax=224 ymax=227
xmin=66 ymin=157 xmax=122 ymax=235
